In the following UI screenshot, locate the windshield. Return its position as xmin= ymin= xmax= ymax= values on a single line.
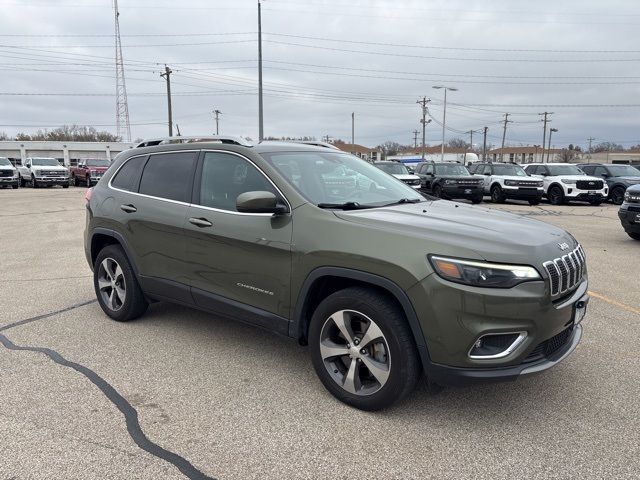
xmin=608 ymin=165 xmax=640 ymax=176
xmin=434 ymin=164 xmax=470 ymax=176
xmin=493 ymin=164 xmax=528 ymax=176
xmin=547 ymin=165 xmax=585 ymax=176
xmin=0 ymin=157 xmax=11 ymax=167
xmin=86 ymin=159 xmax=110 ymax=167
xmin=31 ymin=158 xmax=60 ymax=166
xmin=260 ymin=151 xmax=423 ymax=207
xmin=377 ymin=163 xmax=410 ymax=175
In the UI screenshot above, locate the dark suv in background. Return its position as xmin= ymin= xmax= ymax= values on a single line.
xmin=618 ymin=184 xmax=640 ymax=240
xmin=414 ymin=161 xmax=484 ymax=203
xmin=578 ymin=163 xmax=640 ymax=205
xmin=85 ymin=136 xmax=587 ymax=410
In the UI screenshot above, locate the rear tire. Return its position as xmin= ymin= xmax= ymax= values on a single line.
xmin=73 ymin=175 xmax=80 ymax=187
xmin=471 ymin=194 xmax=483 ymax=204
xmin=86 ymin=176 xmax=91 ymax=187
xmin=548 ymin=185 xmax=565 ymax=205
xmin=94 ymin=245 xmax=148 ymax=322
xmin=588 ymin=198 xmax=603 ymax=206
xmin=308 ymin=287 xmax=421 ymax=411
xmin=20 ymin=177 xmax=26 ymax=187
xmin=528 ymin=199 xmax=540 ymax=205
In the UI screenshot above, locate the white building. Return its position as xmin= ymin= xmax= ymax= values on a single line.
xmin=0 ymin=141 xmax=135 ymax=166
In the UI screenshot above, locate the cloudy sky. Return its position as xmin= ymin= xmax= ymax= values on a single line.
xmin=1 ymin=0 xmax=639 ymax=150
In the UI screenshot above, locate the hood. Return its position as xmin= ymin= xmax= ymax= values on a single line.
xmin=543 ymin=174 xmax=599 ymax=181
xmin=0 ymin=165 xmax=15 ymax=171
xmin=334 ymin=200 xmax=575 ymax=266
xmin=627 ymin=184 xmax=640 ymax=194
xmin=392 ymin=174 xmax=420 ymax=181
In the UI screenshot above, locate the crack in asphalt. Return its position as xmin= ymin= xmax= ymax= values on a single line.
xmin=0 ymin=302 xmax=215 ymax=480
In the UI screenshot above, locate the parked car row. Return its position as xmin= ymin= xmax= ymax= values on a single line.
xmin=0 ymin=157 xmax=114 ymax=189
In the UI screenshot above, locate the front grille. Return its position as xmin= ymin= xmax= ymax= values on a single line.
xmin=41 ymin=170 xmax=66 ymax=177
xmin=523 ymin=325 xmax=574 ymax=363
xmin=402 ymin=179 xmax=420 ymax=186
xmin=0 ymin=170 xmax=13 ymax=177
xmin=576 ymin=180 xmax=603 ymax=190
xmin=542 ymin=244 xmax=586 ymax=296
xmin=628 ymin=205 xmax=640 ymax=212
xmin=457 ymin=180 xmax=480 ymax=185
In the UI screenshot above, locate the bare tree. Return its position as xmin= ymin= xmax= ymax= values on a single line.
xmin=13 ymin=125 xmax=120 ymax=142
xmin=555 ymin=149 xmax=580 ymax=163
xmin=0 ymin=131 xmax=9 ymax=140
xmin=447 ymin=137 xmax=470 ymax=149
xmin=592 ymin=141 xmax=623 ymax=153
xmin=376 ymin=141 xmax=404 ymax=157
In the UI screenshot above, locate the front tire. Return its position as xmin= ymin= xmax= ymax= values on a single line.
xmin=588 ymin=198 xmax=603 ymax=206
xmin=491 ymin=185 xmax=506 ymax=203
xmin=94 ymin=245 xmax=148 ymax=322
xmin=308 ymin=287 xmax=421 ymax=411
xmin=528 ymin=199 xmax=541 ymax=205
xmin=611 ymin=187 xmax=625 ymax=205
xmin=627 ymin=232 xmax=640 ymax=241
xmin=433 ymin=184 xmax=443 ymax=198
xmin=86 ymin=176 xmax=91 ymax=187
xmin=73 ymin=175 xmax=80 ymax=187
xmin=548 ymin=185 xmax=565 ymax=205
xmin=471 ymin=194 xmax=483 ymax=204
xmin=31 ymin=175 xmax=38 ymax=188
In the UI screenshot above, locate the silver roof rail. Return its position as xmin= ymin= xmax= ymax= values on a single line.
xmin=287 ymin=140 xmax=341 ymax=150
xmin=135 ymin=135 xmax=253 ymax=148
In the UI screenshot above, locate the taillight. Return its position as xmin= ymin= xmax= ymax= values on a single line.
xmin=85 ymin=187 xmax=94 ymax=203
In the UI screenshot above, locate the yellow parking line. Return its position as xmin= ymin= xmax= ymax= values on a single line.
xmin=588 ymin=290 xmax=640 ymax=316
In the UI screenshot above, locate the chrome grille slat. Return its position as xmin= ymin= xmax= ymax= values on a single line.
xmin=543 ymin=244 xmax=586 ymax=297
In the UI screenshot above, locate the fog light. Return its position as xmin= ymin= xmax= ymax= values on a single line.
xmin=469 ymin=332 xmax=527 ymax=359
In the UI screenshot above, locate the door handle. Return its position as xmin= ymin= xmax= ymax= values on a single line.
xmin=120 ymin=204 xmax=137 ymax=213
xmin=189 ymin=217 xmax=213 ymax=228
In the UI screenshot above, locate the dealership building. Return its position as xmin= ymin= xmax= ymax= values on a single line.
xmin=0 ymin=140 xmax=136 ymax=166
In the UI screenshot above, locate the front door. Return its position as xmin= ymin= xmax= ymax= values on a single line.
xmin=183 ymin=151 xmax=293 ymax=325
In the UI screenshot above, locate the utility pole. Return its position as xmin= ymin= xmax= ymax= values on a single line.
xmin=547 ymin=128 xmax=558 ymax=162
xmin=160 ymin=65 xmax=173 ymax=136
xmin=351 ymin=112 xmax=355 ymax=146
xmin=413 ymin=129 xmax=419 ymax=149
xmin=500 ymin=113 xmax=511 ymax=162
xmin=257 ymin=0 xmax=264 ymax=141
xmin=465 ymin=129 xmax=475 ymax=164
xmin=482 ymin=126 xmax=488 ymax=162
xmin=213 ymin=109 xmax=222 ymax=135
xmin=539 ymin=111 xmax=553 ymax=163
xmin=417 ymin=97 xmax=431 ymax=161
xmin=432 ymin=85 xmax=458 ymax=162
xmin=587 ymin=136 xmax=595 ymax=160
xmin=323 ymin=135 xmax=331 ymax=143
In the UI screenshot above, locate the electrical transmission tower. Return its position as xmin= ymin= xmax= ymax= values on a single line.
xmin=113 ymin=0 xmax=131 ymax=142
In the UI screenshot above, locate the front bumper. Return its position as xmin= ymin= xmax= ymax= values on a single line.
xmin=564 ymin=187 xmax=608 ymax=200
xmin=407 ymin=273 xmax=588 ymax=385
xmin=0 ymin=177 xmax=19 ymax=186
xmin=35 ymin=177 xmax=69 ymax=185
xmin=442 ymin=185 xmax=483 ymax=199
xmin=502 ymin=186 xmax=544 ymax=200
xmin=619 ymin=205 xmax=640 ymax=233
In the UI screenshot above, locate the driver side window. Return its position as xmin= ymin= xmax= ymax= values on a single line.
xmin=198 ymin=152 xmax=277 ymax=212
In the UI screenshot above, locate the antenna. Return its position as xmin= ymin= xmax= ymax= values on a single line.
xmin=113 ymin=0 xmax=131 ymax=142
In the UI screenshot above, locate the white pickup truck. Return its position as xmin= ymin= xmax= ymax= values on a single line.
xmin=0 ymin=157 xmax=20 ymax=189
xmin=17 ymin=157 xmax=70 ymax=188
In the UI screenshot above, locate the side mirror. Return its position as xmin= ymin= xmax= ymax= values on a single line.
xmin=236 ymin=191 xmax=289 ymax=214
xmin=484 ymin=172 xmax=491 ymax=176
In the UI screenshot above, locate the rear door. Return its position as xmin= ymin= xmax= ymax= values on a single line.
xmin=109 ymin=150 xmax=198 ymax=301
xmin=183 ymin=150 xmax=293 ymax=325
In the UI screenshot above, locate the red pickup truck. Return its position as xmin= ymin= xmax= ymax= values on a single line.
xmin=70 ymin=159 xmax=111 ymax=187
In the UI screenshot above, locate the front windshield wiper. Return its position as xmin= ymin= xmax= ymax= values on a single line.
xmin=317 ymin=201 xmax=374 ymax=210
xmin=381 ymin=198 xmax=423 ymax=207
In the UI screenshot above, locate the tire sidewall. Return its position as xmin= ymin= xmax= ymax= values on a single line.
xmin=308 ymin=291 xmax=416 ymax=410
xmin=549 ymin=185 xmax=564 ymax=205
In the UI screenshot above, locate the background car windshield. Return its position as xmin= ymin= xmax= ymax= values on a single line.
xmin=434 ymin=164 xmax=470 ymax=176
xmin=608 ymin=165 xmax=640 ymax=176
xmin=261 ymin=151 xmax=422 ymax=206
xmin=547 ymin=165 xmax=585 ymax=176
xmin=377 ymin=163 xmax=409 ymax=175
xmin=0 ymin=158 xmax=11 ymax=166
xmin=86 ymin=159 xmax=110 ymax=167
xmin=31 ymin=158 xmax=60 ymax=166
xmin=493 ymin=164 xmax=527 ymax=176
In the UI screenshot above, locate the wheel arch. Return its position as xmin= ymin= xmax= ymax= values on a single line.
xmin=89 ymin=228 xmax=140 ymax=277
xmin=291 ymin=267 xmax=430 ymax=367
xmin=548 ymin=181 xmax=565 ymax=194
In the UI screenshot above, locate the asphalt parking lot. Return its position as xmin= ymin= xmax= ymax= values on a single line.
xmin=1 ymin=188 xmax=639 ymax=480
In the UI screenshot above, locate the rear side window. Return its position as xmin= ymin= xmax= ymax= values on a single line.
xmin=138 ymin=152 xmax=197 ymax=202
xmin=111 ymin=155 xmax=147 ymax=192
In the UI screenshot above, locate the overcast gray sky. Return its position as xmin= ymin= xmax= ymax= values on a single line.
xmin=1 ymin=0 xmax=639 ymax=149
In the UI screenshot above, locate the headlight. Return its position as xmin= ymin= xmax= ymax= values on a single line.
xmin=12 ymin=170 xmax=18 ymax=178
xmin=429 ymin=255 xmax=541 ymax=288
xmin=504 ymin=180 xmax=518 ymax=186
xmin=445 ymin=179 xmax=457 ymax=185
xmin=536 ymin=181 xmax=543 ymax=187
xmin=561 ymin=179 xmax=576 ymax=184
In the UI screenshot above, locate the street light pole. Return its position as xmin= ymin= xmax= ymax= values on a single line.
xmin=433 ymin=85 xmax=457 ymax=162
xmin=547 ymin=128 xmax=558 ymax=162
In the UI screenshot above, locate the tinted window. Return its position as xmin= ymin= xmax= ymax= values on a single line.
xmin=138 ymin=152 xmax=197 ymax=202
xmin=467 ymin=163 xmax=478 ymax=174
xmin=482 ymin=165 xmax=492 ymax=175
xmin=593 ymin=166 xmax=607 ymax=177
xmin=547 ymin=165 xmax=585 ymax=176
xmin=580 ymin=165 xmax=594 ymax=175
xmin=608 ymin=165 xmax=640 ymax=176
xmin=198 ymin=152 xmax=277 ymax=211
xmin=111 ymin=155 xmax=148 ymax=192
xmin=434 ymin=164 xmax=470 ymax=176
xmin=377 ymin=163 xmax=409 ymax=175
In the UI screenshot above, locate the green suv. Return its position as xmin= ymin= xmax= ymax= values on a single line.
xmin=85 ymin=137 xmax=588 ymax=410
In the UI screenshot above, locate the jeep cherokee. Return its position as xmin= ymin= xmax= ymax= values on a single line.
xmin=85 ymin=137 xmax=588 ymax=410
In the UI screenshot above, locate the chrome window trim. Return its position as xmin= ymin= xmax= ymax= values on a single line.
xmin=468 ymin=332 xmax=528 ymax=360
xmin=107 ymin=148 xmax=292 ymax=217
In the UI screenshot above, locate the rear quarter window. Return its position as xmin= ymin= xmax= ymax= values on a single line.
xmin=110 ymin=155 xmax=148 ymax=192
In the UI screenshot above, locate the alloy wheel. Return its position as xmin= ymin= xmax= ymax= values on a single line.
xmin=97 ymin=257 xmax=126 ymax=311
xmin=319 ymin=310 xmax=391 ymax=396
